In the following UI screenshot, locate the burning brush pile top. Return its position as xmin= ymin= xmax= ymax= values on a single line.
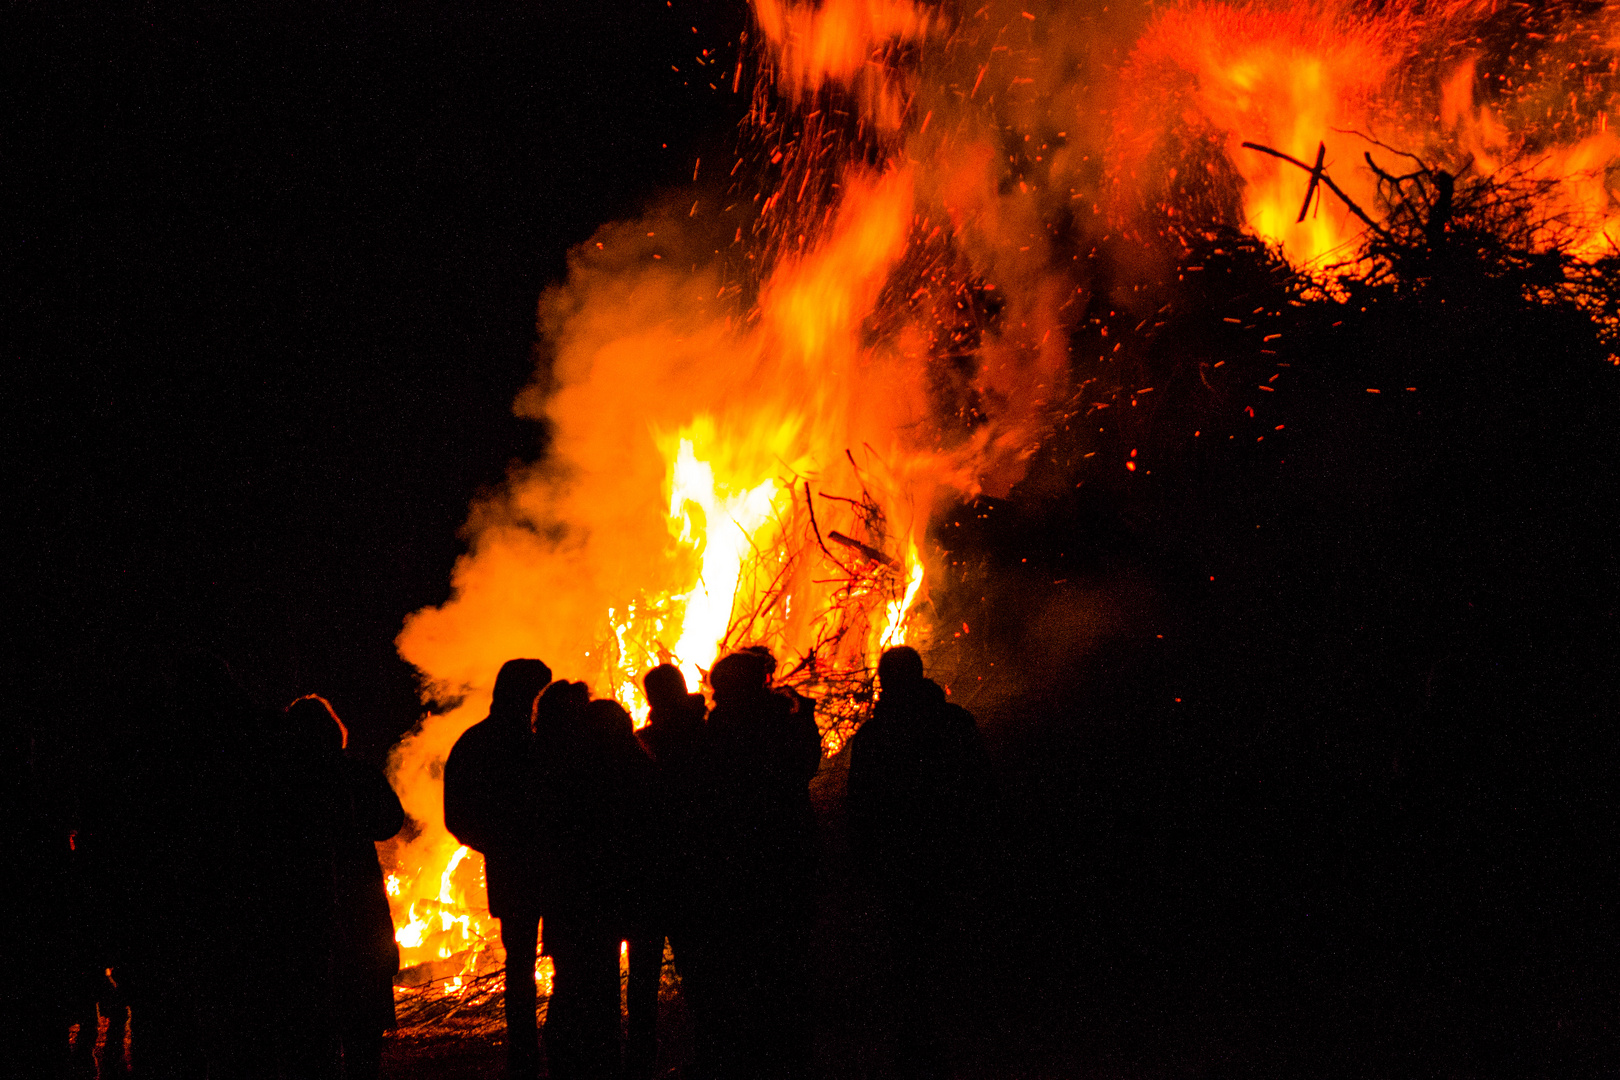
xmin=379 ymin=0 xmax=1620 ymax=1005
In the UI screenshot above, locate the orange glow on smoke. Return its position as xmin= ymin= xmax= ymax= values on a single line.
xmin=1114 ymin=1 xmax=1620 ymax=264
xmin=380 ymin=0 xmax=1620 ymax=983
xmin=1114 ymin=2 xmax=1397 ymax=264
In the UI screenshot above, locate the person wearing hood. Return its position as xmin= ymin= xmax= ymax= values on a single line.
xmin=443 ymin=658 xmax=553 ymax=1080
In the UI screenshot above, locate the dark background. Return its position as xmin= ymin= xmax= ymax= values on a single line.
xmin=7 ymin=3 xmax=1619 ymax=1076
xmin=8 ymin=0 xmax=751 ymax=762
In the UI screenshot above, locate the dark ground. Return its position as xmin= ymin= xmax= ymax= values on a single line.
xmin=8 ymin=3 xmax=1618 ymax=1077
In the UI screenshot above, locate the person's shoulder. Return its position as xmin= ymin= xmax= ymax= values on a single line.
xmin=450 ymin=717 xmax=488 ymax=746
xmin=941 ymin=701 xmax=980 ymax=735
xmin=780 ymin=692 xmax=820 ymax=739
xmin=850 ymin=707 xmax=900 ymax=751
xmin=447 ymin=718 xmax=499 ymax=763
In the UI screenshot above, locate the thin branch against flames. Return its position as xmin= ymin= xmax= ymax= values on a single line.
xmin=381 ymin=0 xmax=1620 ymax=1005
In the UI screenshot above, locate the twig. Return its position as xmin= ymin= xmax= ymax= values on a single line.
xmin=1363 ymin=152 xmax=1427 ymax=187
xmin=1331 ymin=127 xmax=1432 ymax=173
xmin=1241 ymin=141 xmax=1388 ymax=238
xmin=804 ymin=481 xmax=855 ymax=576
xmin=1297 ymin=142 xmax=1326 ymax=223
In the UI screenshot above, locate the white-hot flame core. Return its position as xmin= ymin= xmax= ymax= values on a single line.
xmin=665 ymin=433 xmax=788 ymax=689
xmin=381 ymin=0 xmax=1620 ymax=989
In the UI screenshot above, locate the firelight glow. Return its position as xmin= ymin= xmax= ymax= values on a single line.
xmin=378 ymin=0 xmax=1620 ymax=988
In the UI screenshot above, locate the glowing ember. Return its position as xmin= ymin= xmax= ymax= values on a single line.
xmin=381 ymin=0 xmax=1620 ymax=984
xmin=1114 ymin=1 xmax=1620 ymax=265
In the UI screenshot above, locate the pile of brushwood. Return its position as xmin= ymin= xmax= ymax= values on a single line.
xmin=929 ymin=154 xmax=1619 ymax=1075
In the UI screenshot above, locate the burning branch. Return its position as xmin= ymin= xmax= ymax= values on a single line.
xmin=804 ymin=481 xmax=855 ymax=576
xmin=1241 ymin=141 xmax=1388 ymax=239
xmin=826 ymin=530 xmax=901 ymax=570
xmin=1296 ymin=141 xmax=1326 ymax=223
xmin=699 ymin=470 xmax=918 ymax=752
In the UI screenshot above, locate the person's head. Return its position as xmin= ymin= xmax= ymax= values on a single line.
xmin=584 ymin=698 xmax=636 ymax=747
xmin=740 ymin=645 xmax=777 ymax=681
xmin=491 ymin=658 xmax=552 ymax=723
xmin=877 ymin=646 xmax=926 ymax=700
xmin=285 ymin=694 xmax=346 ymax=753
xmin=643 ymin=664 xmax=690 ymax=712
xmin=534 ymin=679 xmax=590 ymax=739
xmin=709 ymin=651 xmax=768 ymax=705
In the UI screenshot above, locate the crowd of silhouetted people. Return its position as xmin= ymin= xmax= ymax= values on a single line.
xmin=445 ymin=645 xmax=989 ymax=1080
xmin=19 ymin=644 xmax=988 ymax=1080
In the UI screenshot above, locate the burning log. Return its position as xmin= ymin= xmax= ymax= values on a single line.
xmin=826 ymin=530 xmax=901 ymax=570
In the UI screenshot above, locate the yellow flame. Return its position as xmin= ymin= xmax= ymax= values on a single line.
xmin=880 ymin=538 xmax=925 ymax=650
xmin=664 ymin=429 xmax=788 ymax=688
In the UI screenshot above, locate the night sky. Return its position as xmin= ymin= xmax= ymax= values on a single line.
xmin=10 ymin=1 xmax=751 ymax=760
xmin=8 ymin=4 xmax=1620 ymax=1072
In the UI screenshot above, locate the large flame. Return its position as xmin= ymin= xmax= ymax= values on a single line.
xmin=1113 ymin=1 xmax=1620 ymax=264
xmin=381 ymin=0 xmax=1620 ymax=983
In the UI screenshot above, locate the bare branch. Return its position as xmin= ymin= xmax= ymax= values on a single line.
xmin=1242 ymin=141 xmax=1389 ymax=239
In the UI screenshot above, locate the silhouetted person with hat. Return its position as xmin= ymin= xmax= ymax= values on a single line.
xmin=444 ymin=658 xmax=552 ymax=1080
xmin=702 ymin=649 xmax=822 ymax=1080
xmin=285 ymin=695 xmax=404 ymax=1080
xmin=848 ymin=646 xmax=992 ymax=1080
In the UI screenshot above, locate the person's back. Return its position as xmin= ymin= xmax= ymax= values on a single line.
xmin=442 ymin=658 xmax=552 ymax=1080
xmin=639 ymin=665 xmax=710 ymax=895
xmin=639 ymin=664 xmax=709 ymax=792
xmin=541 ymin=694 xmax=658 ymax=1080
xmin=846 ymin=646 xmax=992 ymax=1080
xmin=286 ymin=695 xmax=405 ymax=1080
xmin=702 ymin=650 xmax=821 ymax=1080
xmin=848 ymin=659 xmax=989 ymax=894
xmin=706 ymin=654 xmax=820 ymax=895
xmin=637 ymin=665 xmax=721 ymax=1079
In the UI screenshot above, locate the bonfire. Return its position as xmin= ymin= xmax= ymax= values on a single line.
xmin=377 ymin=0 xmax=1620 ymax=1035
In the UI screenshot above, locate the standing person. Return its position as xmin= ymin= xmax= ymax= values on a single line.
xmin=637 ymin=665 xmax=714 ymax=1077
xmin=285 ymin=695 xmax=405 ymax=1080
xmin=847 ymin=646 xmax=993 ymax=1080
xmin=596 ymin=697 xmax=664 ymax=1080
xmin=703 ymin=649 xmax=822 ymax=1080
xmin=443 ymin=658 xmax=552 ymax=1080
xmin=565 ymin=698 xmax=662 ymax=1079
xmin=526 ymin=679 xmax=613 ymax=1080
xmin=533 ymin=691 xmax=653 ymax=1080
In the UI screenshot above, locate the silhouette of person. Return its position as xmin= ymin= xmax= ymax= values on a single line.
xmin=228 ymin=674 xmax=352 ymax=1080
xmin=702 ymin=649 xmax=822 ymax=1080
xmin=847 ymin=646 xmax=992 ymax=1080
xmin=285 ymin=695 xmax=405 ymax=1080
xmin=595 ymin=697 xmax=665 ymax=1080
xmin=637 ymin=664 xmax=715 ymax=1077
xmin=443 ymin=658 xmax=553 ymax=1080
xmin=536 ymin=692 xmax=657 ymax=1080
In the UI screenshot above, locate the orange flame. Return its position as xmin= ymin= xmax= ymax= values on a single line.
xmin=382 ymin=0 xmax=1620 ymax=980
xmin=1113 ymin=1 xmax=1620 ymax=263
